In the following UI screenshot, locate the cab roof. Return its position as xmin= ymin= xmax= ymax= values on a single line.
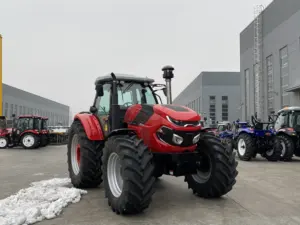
xmin=95 ymin=73 xmax=155 ymax=85
xmin=278 ymin=106 xmax=300 ymax=113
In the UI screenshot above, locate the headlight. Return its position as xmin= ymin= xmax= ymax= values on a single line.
xmin=192 ymin=133 xmax=201 ymax=144
xmin=172 ymin=134 xmax=183 ymax=145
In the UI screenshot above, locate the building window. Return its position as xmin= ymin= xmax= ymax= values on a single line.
xmin=280 ymin=46 xmax=289 ymax=107
xmin=10 ymin=104 xmax=13 ymax=119
xmin=4 ymin=103 xmax=8 ymax=117
xmin=209 ymin=96 xmax=216 ymax=124
xmin=14 ymin=104 xmax=18 ymax=116
xmin=266 ymin=55 xmax=274 ymax=114
xmin=19 ymin=106 xmax=22 ymax=116
xmin=222 ymin=96 xmax=228 ymax=121
xmin=244 ymin=69 xmax=250 ymax=120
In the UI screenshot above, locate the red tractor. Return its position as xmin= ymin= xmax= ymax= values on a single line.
xmin=9 ymin=114 xmax=41 ymax=149
xmin=40 ymin=117 xmax=50 ymax=147
xmin=67 ymin=66 xmax=238 ymax=215
xmin=0 ymin=116 xmax=12 ymax=149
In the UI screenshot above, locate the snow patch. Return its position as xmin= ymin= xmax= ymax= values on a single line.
xmin=0 ymin=178 xmax=87 ymax=225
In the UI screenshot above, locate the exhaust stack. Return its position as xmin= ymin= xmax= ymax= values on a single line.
xmin=162 ymin=65 xmax=174 ymax=104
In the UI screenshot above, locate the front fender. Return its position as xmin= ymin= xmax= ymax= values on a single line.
xmin=74 ymin=113 xmax=104 ymax=141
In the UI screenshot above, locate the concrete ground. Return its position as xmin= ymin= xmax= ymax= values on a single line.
xmin=1 ymin=145 xmax=300 ymax=225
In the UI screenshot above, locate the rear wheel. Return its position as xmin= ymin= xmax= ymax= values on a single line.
xmin=236 ymin=133 xmax=256 ymax=161
xmin=185 ymin=133 xmax=238 ymax=198
xmin=21 ymin=133 xmax=38 ymax=149
xmin=0 ymin=137 xmax=8 ymax=149
xmin=67 ymin=120 xmax=103 ymax=188
xmin=274 ymin=135 xmax=294 ymax=161
xmin=102 ymin=135 xmax=155 ymax=214
xmin=40 ymin=134 xmax=48 ymax=147
xmin=264 ymin=147 xmax=281 ymax=161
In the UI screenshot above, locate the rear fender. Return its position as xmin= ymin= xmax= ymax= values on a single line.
xmin=107 ymin=128 xmax=136 ymax=139
xmin=20 ymin=130 xmax=39 ymax=137
xmin=74 ymin=113 xmax=104 ymax=141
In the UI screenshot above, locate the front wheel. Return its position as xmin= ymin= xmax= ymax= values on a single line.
xmin=236 ymin=134 xmax=256 ymax=161
xmin=185 ymin=133 xmax=238 ymax=198
xmin=21 ymin=133 xmax=39 ymax=149
xmin=102 ymin=135 xmax=155 ymax=214
xmin=67 ymin=120 xmax=103 ymax=188
xmin=0 ymin=137 xmax=8 ymax=149
xmin=274 ymin=135 xmax=294 ymax=161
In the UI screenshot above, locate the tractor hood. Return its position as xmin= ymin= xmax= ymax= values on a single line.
xmin=154 ymin=104 xmax=200 ymax=121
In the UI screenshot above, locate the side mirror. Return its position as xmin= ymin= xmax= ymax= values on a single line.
xmin=95 ymin=84 xmax=104 ymax=97
xmin=162 ymin=87 xmax=167 ymax=96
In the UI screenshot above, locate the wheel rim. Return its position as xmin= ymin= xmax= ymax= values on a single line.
xmin=265 ymin=149 xmax=274 ymax=156
xmin=238 ymin=139 xmax=246 ymax=156
xmin=23 ymin=135 xmax=35 ymax=147
xmin=0 ymin=138 xmax=7 ymax=147
xmin=280 ymin=141 xmax=286 ymax=157
xmin=71 ymin=134 xmax=80 ymax=175
xmin=107 ymin=152 xmax=123 ymax=197
xmin=192 ymin=153 xmax=212 ymax=183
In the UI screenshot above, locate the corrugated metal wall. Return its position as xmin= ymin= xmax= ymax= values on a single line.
xmin=2 ymin=83 xmax=69 ymax=126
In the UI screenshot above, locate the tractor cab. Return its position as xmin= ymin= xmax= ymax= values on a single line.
xmin=273 ymin=106 xmax=300 ymax=159
xmin=91 ymin=74 xmax=160 ymax=136
xmin=10 ymin=115 xmax=41 ymax=149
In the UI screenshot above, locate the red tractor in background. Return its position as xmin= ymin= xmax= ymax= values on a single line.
xmin=67 ymin=66 xmax=238 ymax=215
xmin=40 ymin=117 xmax=50 ymax=147
xmin=0 ymin=116 xmax=12 ymax=148
xmin=9 ymin=114 xmax=41 ymax=149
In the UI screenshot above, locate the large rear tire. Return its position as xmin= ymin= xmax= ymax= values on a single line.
xmin=274 ymin=135 xmax=294 ymax=161
xmin=236 ymin=133 xmax=256 ymax=161
xmin=67 ymin=120 xmax=103 ymax=188
xmin=102 ymin=135 xmax=155 ymax=214
xmin=185 ymin=133 xmax=238 ymax=198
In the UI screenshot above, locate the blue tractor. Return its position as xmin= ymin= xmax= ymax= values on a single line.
xmin=234 ymin=116 xmax=281 ymax=161
xmin=215 ymin=121 xmax=234 ymax=153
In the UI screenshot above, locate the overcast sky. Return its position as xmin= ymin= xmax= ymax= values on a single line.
xmin=0 ymin=0 xmax=272 ymax=115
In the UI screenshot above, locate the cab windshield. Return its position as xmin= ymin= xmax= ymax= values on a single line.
xmin=17 ymin=118 xmax=34 ymax=130
xmin=117 ymin=82 xmax=157 ymax=106
xmin=97 ymin=82 xmax=157 ymax=116
xmin=290 ymin=111 xmax=300 ymax=128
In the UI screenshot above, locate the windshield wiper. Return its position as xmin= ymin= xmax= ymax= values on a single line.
xmin=122 ymin=82 xmax=134 ymax=93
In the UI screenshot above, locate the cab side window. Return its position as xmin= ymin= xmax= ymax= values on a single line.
xmin=274 ymin=113 xmax=287 ymax=130
xmin=97 ymin=84 xmax=111 ymax=116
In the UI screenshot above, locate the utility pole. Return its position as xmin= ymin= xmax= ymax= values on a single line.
xmin=0 ymin=34 xmax=2 ymax=116
xmin=253 ymin=5 xmax=264 ymax=120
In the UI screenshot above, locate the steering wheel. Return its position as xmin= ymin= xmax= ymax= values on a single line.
xmin=122 ymin=102 xmax=133 ymax=107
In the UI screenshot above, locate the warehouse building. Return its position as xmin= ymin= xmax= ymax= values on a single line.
xmin=2 ymin=83 xmax=69 ymax=126
xmin=173 ymin=72 xmax=241 ymax=124
xmin=240 ymin=0 xmax=300 ymax=121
